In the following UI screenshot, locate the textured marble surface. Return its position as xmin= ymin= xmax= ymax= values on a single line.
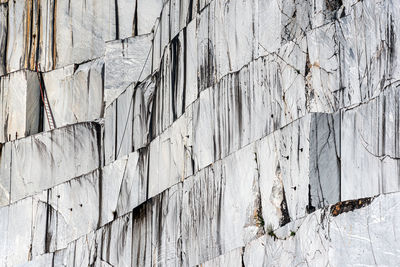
xmin=0 ymin=70 xmax=40 ymax=143
xmin=104 ymin=33 xmax=153 ymax=104
xmin=0 ymin=0 xmax=399 ymax=265
xmin=0 ymin=122 xmax=102 ymax=204
xmin=0 ymin=0 xmax=163 ymax=74
xmin=42 ymin=58 xmax=105 ymax=130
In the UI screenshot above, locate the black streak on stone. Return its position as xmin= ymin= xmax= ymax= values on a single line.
xmin=156 ymin=195 xmax=164 ymax=262
xmin=149 ymin=72 xmax=160 ymax=140
xmin=306 ymin=184 xmax=316 ymax=214
xmin=96 ymin=120 xmax=103 ymax=229
xmin=280 ymin=185 xmax=291 ymax=226
xmin=44 ymin=189 xmax=50 ymax=253
xmin=114 ymin=0 xmax=119 ymax=40
xmin=114 ymin=99 xmax=118 ymax=161
xmin=325 ymin=0 xmax=343 ymax=12
xmin=216 ymin=173 xmax=223 ymax=255
xmin=52 ymin=0 xmax=57 ymax=69
xmin=182 ymin=27 xmax=187 ymax=114
xmin=170 ymin=35 xmax=180 ymax=121
xmin=35 ymin=0 xmax=41 ymax=67
xmin=187 ymin=0 xmax=194 ymax=22
xmin=133 ymin=0 xmax=138 ymax=36
xmin=2 ymin=2 xmax=8 ymax=73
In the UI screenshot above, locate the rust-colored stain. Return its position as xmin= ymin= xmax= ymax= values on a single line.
xmin=330 ymin=197 xmax=373 ymax=217
xmin=24 ymin=0 xmax=32 ymax=69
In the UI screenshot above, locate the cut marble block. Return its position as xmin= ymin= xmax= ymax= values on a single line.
xmin=0 ymin=3 xmax=6 ymax=76
xmin=178 ymin=0 xmax=197 ymax=31
xmin=132 ymin=78 xmax=156 ymax=151
xmin=279 ymin=116 xmax=313 ymax=221
xmin=307 ymin=0 xmax=400 ymax=112
xmin=39 ymin=170 xmax=101 ymax=253
xmin=256 ymin=113 xmax=340 ymax=226
xmin=151 ymin=31 xmax=187 ymax=138
xmin=256 ymin=0 xmax=281 ymax=56
xmin=185 ymin=19 xmax=198 ymax=108
xmin=0 ymin=143 xmax=11 ymax=206
xmin=193 ymin=42 xmax=307 ymax=171
xmin=213 ymin=0 xmax=256 ymax=81
xmin=243 ymin=192 xmax=400 ymax=266
xmin=279 ymin=0 xmax=312 ymax=45
xmin=169 ymin=0 xmax=180 ymax=38
xmin=53 ymin=205 xmax=150 ymax=267
xmin=200 ymin=248 xmax=244 ymax=267
xmin=306 ymin=22 xmax=340 ymax=113
xmin=42 ymin=58 xmax=104 ymax=130
xmin=2 ymin=0 xmax=154 ymax=74
xmin=193 ymin=112 xmax=339 ymax=229
xmin=341 ymin=83 xmax=400 ymax=200
xmin=0 ymin=122 xmax=102 ymax=203
xmin=335 ymin=0 xmax=400 ymax=109
xmin=104 ymin=76 xmax=155 ymax=165
xmin=114 ymin=0 xmax=136 ymax=40
xmin=131 ymin=204 xmax=152 ymax=267
xmin=148 ymin=107 xmax=193 ymax=198
xmin=180 ymin=145 xmax=262 ymax=266
xmin=0 ymin=196 xmax=46 ymax=267
xmin=98 ymin=213 xmax=133 ymax=267
xmin=159 ymin=1 xmax=170 ymax=58
xmin=5 ymin=0 xmax=109 ymax=73
xmin=151 ymin=185 xmax=183 ymax=266
xmin=115 ymin=84 xmax=134 ymax=159
xmin=104 ymin=144 xmax=261 ymax=266
xmin=53 ymin=0 xmax=111 ymax=69
xmin=101 ymin=150 xmax=148 ymax=226
xmin=137 ymin=0 xmax=163 ymax=35
xmin=256 ymin=0 xmax=347 ymax=58
xmin=197 ymin=2 xmax=216 ymax=92
xmin=0 ymin=70 xmax=40 ymax=143
xmin=33 ymin=151 xmax=261 ymax=265
xmin=309 ymin=112 xmax=341 ymax=208
xmin=152 ymin=17 xmax=162 ymax=73
xmin=5 ymin=0 xmax=32 ymax=73
xmin=0 ymin=151 xmax=148 ymax=261
xmin=52 ymin=230 xmax=99 ymax=266
xmin=17 ymin=254 xmax=54 ymax=267
xmin=151 ymin=45 xmax=173 ymax=137
xmin=104 ymin=33 xmax=153 ymax=104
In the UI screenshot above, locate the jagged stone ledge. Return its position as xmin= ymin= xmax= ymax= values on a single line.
xmin=15 ymin=187 xmax=400 ymax=266
xmin=203 ymin=192 xmax=400 ymax=266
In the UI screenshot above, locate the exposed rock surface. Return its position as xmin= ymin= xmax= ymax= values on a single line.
xmin=0 ymin=0 xmax=399 ymax=266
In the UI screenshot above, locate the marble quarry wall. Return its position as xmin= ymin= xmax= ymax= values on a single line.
xmin=0 ymin=0 xmax=399 ymax=266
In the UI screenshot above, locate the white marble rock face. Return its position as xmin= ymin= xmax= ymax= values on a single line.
xmin=0 ymin=122 xmax=102 ymax=204
xmin=341 ymin=83 xmax=400 ymax=201
xmin=0 ymin=3 xmax=6 ymax=76
xmin=1 ymin=0 xmax=400 ymax=266
xmin=104 ymin=33 xmax=153 ymax=104
xmin=1 ymin=0 xmax=163 ymax=75
xmin=42 ymin=58 xmax=105 ymax=130
xmin=0 ymin=70 xmax=41 ymax=143
xmin=242 ymin=192 xmax=400 ymax=266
